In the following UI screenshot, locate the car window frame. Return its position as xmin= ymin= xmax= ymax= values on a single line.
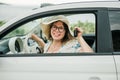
xmin=0 ymin=7 xmax=113 ymax=56
xmin=109 ymin=8 xmax=120 ymax=55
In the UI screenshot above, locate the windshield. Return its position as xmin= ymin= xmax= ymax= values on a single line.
xmin=2 ymin=20 xmax=40 ymax=39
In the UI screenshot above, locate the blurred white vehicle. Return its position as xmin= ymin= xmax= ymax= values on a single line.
xmin=0 ymin=1 xmax=120 ymax=80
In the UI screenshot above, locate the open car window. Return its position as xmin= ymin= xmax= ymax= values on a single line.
xmin=0 ymin=13 xmax=96 ymax=55
xmin=67 ymin=14 xmax=95 ymax=34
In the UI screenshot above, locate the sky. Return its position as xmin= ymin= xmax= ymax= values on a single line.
xmin=0 ymin=0 xmax=118 ymax=6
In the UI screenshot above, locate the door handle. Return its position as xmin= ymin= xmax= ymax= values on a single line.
xmin=89 ymin=77 xmax=100 ymax=80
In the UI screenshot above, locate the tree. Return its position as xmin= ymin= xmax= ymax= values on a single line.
xmin=0 ymin=21 xmax=6 ymax=27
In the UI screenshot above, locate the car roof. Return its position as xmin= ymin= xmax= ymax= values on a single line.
xmin=0 ymin=1 xmax=120 ymax=32
xmin=40 ymin=1 xmax=120 ymax=9
xmin=32 ymin=1 xmax=120 ymax=13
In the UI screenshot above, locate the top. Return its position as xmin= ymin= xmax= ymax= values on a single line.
xmin=44 ymin=39 xmax=80 ymax=53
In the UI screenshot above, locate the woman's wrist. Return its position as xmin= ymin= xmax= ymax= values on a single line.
xmin=77 ymin=36 xmax=83 ymax=43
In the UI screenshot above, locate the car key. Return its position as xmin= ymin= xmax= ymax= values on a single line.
xmin=74 ymin=29 xmax=78 ymax=37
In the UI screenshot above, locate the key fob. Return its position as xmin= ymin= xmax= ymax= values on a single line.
xmin=74 ymin=29 xmax=78 ymax=37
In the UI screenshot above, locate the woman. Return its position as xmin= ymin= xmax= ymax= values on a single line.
xmin=31 ymin=15 xmax=93 ymax=53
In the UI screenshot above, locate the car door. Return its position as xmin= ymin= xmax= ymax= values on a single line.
xmin=113 ymin=55 xmax=120 ymax=80
xmin=109 ymin=9 xmax=120 ymax=80
xmin=0 ymin=5 xmax=117 ymax=80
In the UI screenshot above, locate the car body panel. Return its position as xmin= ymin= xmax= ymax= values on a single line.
xmin=0 ymin=55 xmax=117 ymax=80
xmin=114 ymin=55 xmax=120 ymax=80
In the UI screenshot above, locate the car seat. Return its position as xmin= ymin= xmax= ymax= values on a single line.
xmin=112 ymin=30 xmax=120 ymax=51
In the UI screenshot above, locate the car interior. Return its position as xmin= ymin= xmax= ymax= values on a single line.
xmin=0 ymin=13 xmax=96 ymax=54
xmin=112 ymin=30 xmax=120 ymax=52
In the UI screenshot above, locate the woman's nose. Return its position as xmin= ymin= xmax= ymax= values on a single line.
xmin=56 ymin=28 xmax=59 ymax=32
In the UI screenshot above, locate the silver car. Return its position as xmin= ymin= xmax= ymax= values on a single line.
xmin=0 ymin=1 xmax=120 ymax=80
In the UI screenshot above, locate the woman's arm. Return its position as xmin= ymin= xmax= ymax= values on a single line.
xmin=76 ymin=27 xmax=94 ymax=52
xmin=31 ymin=34 xmax=45 ymax=48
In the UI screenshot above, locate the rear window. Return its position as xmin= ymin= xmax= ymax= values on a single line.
xmin=109 ymin=10 xmax=120 ymax=52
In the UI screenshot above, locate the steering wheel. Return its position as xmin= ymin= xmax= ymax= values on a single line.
xmin=23 ymin=33 xmax=43 ymax=53
xmin=8 ymin=37 xmax=23 ymax=53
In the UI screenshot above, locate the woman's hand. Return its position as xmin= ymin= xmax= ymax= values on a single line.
xmin=74 ymin=27 xmax=93 ymax=52
xmin=75 ymin=27 xmax=83 ymax=38
xmin=31 ymin=34 xmax=45 ymax=48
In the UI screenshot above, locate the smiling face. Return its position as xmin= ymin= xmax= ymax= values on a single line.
xmin=50 ymin=21 xmax=66 ymax=41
